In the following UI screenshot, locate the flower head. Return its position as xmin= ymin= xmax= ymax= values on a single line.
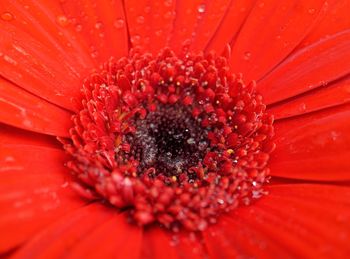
xmin=0 ymin=0 xmax=350 ymax=258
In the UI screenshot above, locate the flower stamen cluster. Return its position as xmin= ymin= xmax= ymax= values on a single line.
xmin=62 ymin=48 xmax=275 ymax=231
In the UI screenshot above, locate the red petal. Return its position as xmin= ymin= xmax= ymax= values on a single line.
xmin=12 ymin=204 xmax=115 ymax=259
xmin=60 ymin=0 xmax=129 ymax=63
xmin=141 ymin=228 xmax=178 ymax=259
xmin=0 ymin=145 xmax=84 ymax=252
xmin=142 ymin=227 xmax=206 ymax=259
xmin=229 ymin=0 xmax=328 ymax=82
xmin=0 ymin=77 xmax=72 ymax=137
xmin=0 ymin=1 xmax=97 ymax=111
xmin=204 ymin=184 xmax=350 ymax=258
xmin=204 ymin=211 xmax=288 ymax=258
xmin=299 ymin=0 xmax=350 ymax=48
xmin=124 ymin=0 xmax=176 ymax=54
xmin=259 ymin=30 xmax=350 ymax=105
xmin=270 ymin=104 xmax=350 ymax=180
xmin=189 ymin=0 xmax=231 ymax=53
xmin=168 ymin=0 xmax=202 ymax=53
xmin=0 ymin=124 xmax=60 ymax=148
xmin=205 ymin=0 xmax=256 ymax=54
xmin=268 ymin=76 xmax=350 ymax=120
xmin=64 ymin=213 xmax=142 ymax=259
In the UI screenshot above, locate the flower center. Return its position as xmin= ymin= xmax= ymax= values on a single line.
xmin=62 ymin=47 xmax=275 ymax=231
xmin=128 ymin=103 xmax=208 ymax=179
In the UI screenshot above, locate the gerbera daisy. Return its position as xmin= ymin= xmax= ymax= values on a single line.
xmin=1 ymin=0 xmax=350 ymax=258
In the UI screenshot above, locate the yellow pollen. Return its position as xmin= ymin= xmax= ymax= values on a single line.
xmin=227 ymin=149 xmax=234 ymax=154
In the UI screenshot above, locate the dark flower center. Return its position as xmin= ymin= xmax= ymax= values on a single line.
xmin=62 ymin=47 xmax=275 ymax=231
xmin=128 ymin=103 xmax=209 ymax=179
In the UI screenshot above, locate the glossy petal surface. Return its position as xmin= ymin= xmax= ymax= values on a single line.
xmin=268 ymin=76 xmax=350 ymax=120
xmin=229 ymin=0 xmax=327 ymax=82
xmin=204 ymin=184 xmax=350 ymax=258
xmin=270 ymin=104 xmax=350 ymax=180
xmin=0 ymin=145 xmax=85 ymax=252
xmin=259 ymin=30 xmax=350 ymax=105
xmin=0 ymin=77 xmax=72 ymax=137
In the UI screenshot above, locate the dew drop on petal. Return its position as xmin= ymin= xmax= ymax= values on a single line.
xmin=243 ymin=51 xmax=251 ymax=60
xmin=3 ymin=55 xmax=17 ymax=66
xmin=144 ymin=6 xmax=151 ymax=13
xmin=164 ymin=0 xmax=173 ymax=7
xmin=114 ymin=19 xmax=125 ymax=29
xmin=91 ymin=51 xmax=99 ymax=59
xmin=1 ymin=12 xmax=14 ymax=21
xmin=95 ymin=22 xmax=103 ymax=29
xmin=164 ymin=11 xmax=173 ymax=19
xmin=131 ymin=35 xmax=141 ymax=44
xmin=75 ymin=24 xmax=83 ymax=32
xmin=136 ymin=16 xmax=145 ymax=24
xmin=258 ymin=2 xmax=265 ymax=8
xmin=308 ymin=8 xmax=316 ymax=14
xmin=155 ymin=30 xmax=163 ymax=37
xmin=298 ymin=103 xmax=306 ymax=112
xmin=197 ymin=4 xmax=206 ymax=13
xmin=56 ymin=15 xmax=69 ymax=27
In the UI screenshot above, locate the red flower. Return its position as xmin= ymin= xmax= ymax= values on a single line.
xmin=1 ymin=0 xmax=350 ymax=258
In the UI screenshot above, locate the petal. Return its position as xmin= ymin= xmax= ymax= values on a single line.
xmin=229 ymin=0 xmax=328 ymax=82
xmin=0 ymin=77 xmax=72 ymax=137
xmin=299 ymin=0 xmax=350 ymax=48
xmin=0 ymin=1 xmax=96 ymax=111
xmin=0 ymin=144 xmax=84 ymax=252
xmin=270 ymin=104 xmax=350 ymax=180
xmin=258 ymin=30 xmax=350 ymax=105
xmin=12 ymin=204 xmax=115 ymax=259
xmin=205 ymin=0 xmax=256 ymax=54
xmin=60 ymin=0 xmax=129 ymax=63
xmin=64 ymin=213 xmax=142 ymax=259
xmin=268 ymin=76 xmax=350 ymax=120
xmin=204 ymin=184 xmax=350 ymax=258
xmin=124 ymin=0 xmax=176 ymax=54
xmin=0 ymin=124 xmax=61 ymax=148
xmin=141 ymin=227 xmax=206 ymax=259
xmin=141 ymin=228 xmax=178 ymax=259
xmin=189 ymin=0 xmax=231 ymax=53
xmin=168 ymin=0 xmax=203 ymax=53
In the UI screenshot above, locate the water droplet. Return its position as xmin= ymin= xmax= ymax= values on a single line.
xmin=3 ymin=55 xmax=17 ymax=65
xmin=144 ymin=6 xmax=151 ymax=13
xmin=113 ymin=19 xmax=125 ymax=29
xmin=136 ymin=16 xmax=145 ymax=24
xmin=197 ymin=4 xmax=206 ymax=13
xmin=164 ymin=11 xmax=173 ymax=19
xmin=164 ymin=0 xmax=173 ymax=7
xmin=155 ymin=30 xmax=163 ymax=37
xmin=243 ymin=51 xmax=251 ymax=60
xmin=75 ymin=24 xmax=83 ymax=32
xmin=308 ymin=8 xmax=316 ymax=14
xmin=131 ymin=35 xmax=141 ymax=44
xmin=95 ymin=22 xmax=103 ymax=29
xmin=1 ymin=12 xmax=14 ymax=21
xmin=298 ymin=103 xmax=306 ymax=112
xmin=217 ymin=199 xmax=224 ymax=205
xmin=91 ymin=51 xmax=99 ymax=59
xmin=258 ymin=2 xmax=265 ymax=8
xmin=56 ymin=15 xmax=69 ymax=27
xmin=187 ymin=138 xmax=195 ymax=145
